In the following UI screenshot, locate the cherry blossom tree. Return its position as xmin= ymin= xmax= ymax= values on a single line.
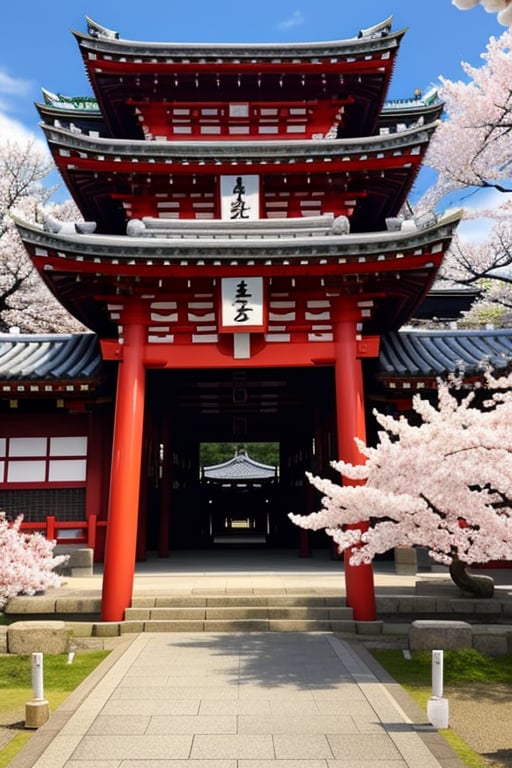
xmin=438 ymin=219 xmax=512 ymax=326
xmin=0 ymin=513 xmax=68 ymax=609
xmin=289 ymin=371 xmax=512 ymax=597
xmin=0 ymin=141 xmax=85 ymax=333
xmin=414 ymin=27 xmax=512 ymax=321
xmin=423 ymin=28 xmax=512 ymax=206
xmin=453 ymin=0 xmax=512 ymax=27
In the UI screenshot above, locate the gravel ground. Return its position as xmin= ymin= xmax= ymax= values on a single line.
xmin=0 ymin=708 xmax=26 ymax=750
xmin=447 ymin=684 xmax=512 ymax=768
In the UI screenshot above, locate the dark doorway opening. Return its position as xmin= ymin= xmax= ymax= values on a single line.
xmin=143 ymin=366 xmax=337 ymax=554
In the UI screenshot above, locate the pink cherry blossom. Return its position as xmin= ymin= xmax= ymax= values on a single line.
xmin=0 ymin=141 xmax=85 ymax=333
xmin=415 ymin=27 xmax=512 ymax=322
xmin=289 ymin=372 xmax=512 ymax=567
xmin=424 ymin=29 xmax=512 ymax=201
xmin=0 ymin=513 xmax=68 ymax=608
xmin=453 ymin=0 xmax=512 ymax=26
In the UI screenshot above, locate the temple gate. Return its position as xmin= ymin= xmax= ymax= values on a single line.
xmin=14 ymin=16 xmax=460 ymax=621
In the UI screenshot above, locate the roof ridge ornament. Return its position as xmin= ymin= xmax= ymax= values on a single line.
xmin=37 ymin=206 xmax=97 ymax=236
xmin=40 ymin=87 xmax=99 ymax=111
xmin=85 ymin=17 xmax=119 ymax=40
xmin=358 ymin=16 xmax=393 ymax=38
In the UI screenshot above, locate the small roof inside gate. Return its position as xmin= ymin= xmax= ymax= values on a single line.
xmin=202 ymin=452 xmax=277 ymax=483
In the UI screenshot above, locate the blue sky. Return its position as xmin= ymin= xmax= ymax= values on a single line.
xmin=0 ymin=1 xmax=504 ymax=204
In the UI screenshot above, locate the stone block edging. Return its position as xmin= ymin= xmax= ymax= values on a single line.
xmin=409 ymin=619 xmax=512 ymax=656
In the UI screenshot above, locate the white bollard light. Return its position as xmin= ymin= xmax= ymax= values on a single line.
xmin=427 ymin=649 xmax=449 ymax=729
xmin=31 ymin=653 xmax=45 ymax=700
xmin=25 ymin=653 xmax=50 ymax=729
xmin=431 ymin=649 xmax=444 ymax=697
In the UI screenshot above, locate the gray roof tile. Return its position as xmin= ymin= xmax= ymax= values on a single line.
xmin=1 ymin=329 xmax=511 ymax=387
xmin=380 ymin=329 xmax=512 ymax=379
xmin=0 ymin=333 xmax=102 ymax=381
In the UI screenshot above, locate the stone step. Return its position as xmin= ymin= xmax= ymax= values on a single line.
xmin=124 ymin=606 xmax=353 ymax=621
xmin=5 ymin=592 xmax=357 ymax=634
xmin=119 ymin=618 xmax=357 ymax=634
xmin=130 ymin=595 xmax=345 ymax=608
xmin=122 ymin=598 xmax=355 ymax=634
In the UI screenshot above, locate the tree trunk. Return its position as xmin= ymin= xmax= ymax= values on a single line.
xmin=449 ymin=557 xmax=495 ymax=598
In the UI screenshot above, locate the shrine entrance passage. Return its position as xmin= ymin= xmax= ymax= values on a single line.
xmin=204 ymin=484 xmax=275 ymax=546
xmin=141 ymin=366 xmax=338 ymax=555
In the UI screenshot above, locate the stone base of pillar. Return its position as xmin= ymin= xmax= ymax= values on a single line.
xmin=25 ymin=699 xmax=50 ymax=729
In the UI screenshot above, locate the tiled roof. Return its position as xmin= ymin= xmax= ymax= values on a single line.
xmin=0 ymin=333 xmax=102 ymax=380
xmin=380 ymin=328 xmax=512 ymax=379
xmin=1 ymin=329 xmax=511 ymax=388
xmin=202 ymin=453 xmax=277 ymax=482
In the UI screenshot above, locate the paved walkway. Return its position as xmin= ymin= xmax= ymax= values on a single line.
xmin=10 ymin=551 xmax=498 ymax=768
xmin=12 ymin=631 xmax=462 ymax=768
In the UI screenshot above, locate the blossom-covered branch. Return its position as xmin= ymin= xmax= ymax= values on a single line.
xmin=0 ymin=513 xmax=68 ymax=609
xmin=453 ymin=0 xmax=512 ymax=26
xmin=0 ymin=141 xmax=86 ymax=333
xmin=289 ymin=373 xmax=512 ymax=567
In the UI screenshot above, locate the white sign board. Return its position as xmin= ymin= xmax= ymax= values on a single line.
xmin=220 ymin=175 xmax=259 ymax=220
xmin=220 ymin=277 xmax=265 ymax=332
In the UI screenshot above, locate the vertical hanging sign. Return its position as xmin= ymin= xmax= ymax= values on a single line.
xmin=220 ymin=277 xmax=266 ymax=333
xmin=221 ymin=175 xmax=259 ymax=220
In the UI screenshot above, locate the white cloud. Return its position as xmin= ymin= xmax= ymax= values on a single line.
xmin=457 ymin=217 xmax=493 ymax=243
xmin=0 ymin=112 xmax=49 ymax=156
xmin=0 ymin=67 xmax=48 ymax=154
xmin=277 ymin=10 xmax=304 ymax=30
xmin=0 ymin=69 xmax=31 ymax=97
xmin=460 ymin=185 xmax=506 ymax=212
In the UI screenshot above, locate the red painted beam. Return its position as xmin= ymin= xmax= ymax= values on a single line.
xmin=86 ymin=56 xmax=395 ymax=77
xmin=53 ymin=152 xmax=423 ymax=178
xmin=31 ymin=251 xmax=444 ymax=280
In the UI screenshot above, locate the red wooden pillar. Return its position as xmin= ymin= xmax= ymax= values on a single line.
xmin=332 ymin=301 xmax=376 ymax=621
xmin=101 ymin=318 xmax=146 ymax=622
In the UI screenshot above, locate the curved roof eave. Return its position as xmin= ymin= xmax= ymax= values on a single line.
xmin=13 ymin=209 xmax=462 ymax=261
xmin=203 ymin=453 xmax=277 ymax=481
xmin=379 ymin=328 xmax=512 ymax=384
xmin=73 ymin=18 xmax=405 ymax=60
xmin=42 ymin=120 xmax=434 ymax=155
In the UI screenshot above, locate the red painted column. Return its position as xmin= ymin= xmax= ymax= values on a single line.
xmin=332 ymin=301 xmax=376 ymax=622
xmin=101 ymin=318 xmax=146 ymax=622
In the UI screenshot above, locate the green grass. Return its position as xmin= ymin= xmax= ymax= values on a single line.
xmin=0 ymin=651 xmax=109 ymax=690
xmin=371 ymin=648 xmax=512 ymax=768
xmin=0 ymin=651 xmax=109 ymax=768
xmin=372 ymin=648 xmax=512 ymax=686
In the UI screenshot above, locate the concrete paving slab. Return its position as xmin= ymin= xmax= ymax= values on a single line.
xmin=101 ymin=699 xmax=200 ymax=716
xmin=241 ymin=762 xmax=328 ymax=768
xmin=237 ymin=714 xmax=357 ymax=734
xmin=144 ymin=715 xmax=237 ymax=734
xmin=327 ymin=733 xmax=403 ymax=760
xmin=72 ymin=733 xmax=193 ymax=760
xmin=273 ymin=734 xmax=334 ymax=759
xmin=189 ymin=733 xmax=275 ymax=759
